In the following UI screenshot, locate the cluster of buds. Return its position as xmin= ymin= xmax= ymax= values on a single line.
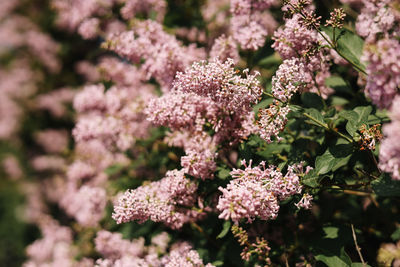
xmin=283 ymin=0 xmax=312 ymax=15
xmin=232 ymin=225 xmax=271 ymax=264
xmin=283 ymin=0 xmax=321 ymax=29
xmin=325 ymin=8 xmax=346 ymax=28
xmin=359 ymin=124 xmax=382 ymax=151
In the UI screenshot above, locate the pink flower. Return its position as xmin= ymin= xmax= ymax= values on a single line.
xmin=112 ymin=169 xmax=204 ymax=229
xmin=217 ymin=160 xmax=305 ymax=223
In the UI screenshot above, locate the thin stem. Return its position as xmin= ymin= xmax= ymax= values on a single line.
xmin=368 ymin=150 xmax=381 ymax=175
xmin=333 ymin=27 xmax=336 ymax=46
xmin=343 ymin=190 xmax=371 ymax=196
xmin=302 ymin=112 xmax=354 ymax=143
xmin=351 ymin=224 xmax=367 ymax=266
xmin=264 ymin=92 xmax=285 ymax=104
xmin=327 ymin=186 xmax=373 ymax=196
xmin=287 ymin=2 xmax=368 ymax=75
xmin=303 ymin=112 xmax=329 ymax=129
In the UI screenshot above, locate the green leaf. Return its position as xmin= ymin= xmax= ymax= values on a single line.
xmin=323 ymin=27 xmax=366 ymax=73
xmin=372 ymin=174 xmax=400 ymax=197
xmin=256 ymin=143 xmax=290 ymax=159
xmin=323 ymin=226 xmax=339 ymax=239
xmin=339 ymin=107 xmax=372 ymax=137
xmin=217 ymin=221 xmax=231 ymax=239
xmin=315 ymin=254 xmax=350 ymax=267
xmin=331 ymin=96 xmax=350 ymax=106
xmin=351 ymin=263 xmax=371 ymax=267
xmin=289 ymin=104 xmax=304 ymax=113
xmin=257 ymin=53 xmax=281 ymax=68
xmin=391 ymin=228 xmax=400 ymax=241
xmin=325 ymin=76 xmax=353 ymax=95
xmin=211 ymin=261 xmax=224 ymax=266
xmin=305 ymin=108 xmax=327 ymax=128
xmin=301 ymin=92 xmax=325 ymax=110
xmin=354 ymin=106 xmax=373 ymax=125
xmin=316 ymin=150 xmax=336 ymax=175
xmin=339 ymin=111 xmax=359 ymax=136
xmin=105 ymin=164 xmax=124 ymax=175
xmin=302 ymin=169 xmax=322 ymax=188
xmin=315 ymin=247 xmax=353 ymax=267
xmin=339 ymin=247 xmax=352 ymax=266
xmin=217 ymin=167 xmax=231 ymax=180
xmin=253 ymin=98 xmax=273 ymax=112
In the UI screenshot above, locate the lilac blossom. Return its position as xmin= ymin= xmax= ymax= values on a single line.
xmin=112 ymin=169 xmax=204 ymax=229
xmin=217 ymin=160 xmax=306 ymax=223
xmin=210 ymin=35 xmax=239 ymax=63
xmin=362 ymin=38 xmax=400 ymax=109
xmin=118 ymin=0 xmax=166 ymax=22
xmin=272 ymin=14 xmax=333 ymax=98
xmin=35 ymin=129 xmax=69 ymax=154
xmin=295 ymin=193 xmax=313 ymax=209
xmin=256 ymin=103 xmax=291 ymax=143
xmin=105 ymin=20 xmax=205 ymax=90
xmin=271 ymin=58 xmax=307 ymax=102
xmin=78 ymin=18 xmax=100 ymax=39
xmin=61 ymin=186 xmax=107 ymax=227
xmin=379 ymin=96 xmax=400 ymax=180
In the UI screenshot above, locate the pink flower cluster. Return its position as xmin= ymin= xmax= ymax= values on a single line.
xmin=105 ymin=19 xmax=205 ymax=90
xmin=35 ymin=129 xmax=69 ymax=154
xmin=0 ymin=61 xmax=39 ymax=140
xmin=272 ymin=14 xmax=333 ymax=98
xmin=358 ymin=1 xmax=400 ymax=108
xmin=73 ymin=81 xmax=154 ymax=151
xmin=35 ymin=88 xmax=76 ymax=118
xmin=52 ymin=0 xmax=113 ymax=30
xmin=356 ymin=0 xmax=398 ymax=43
xmin=95 ymin=231 xmax=215 ymax=267
xmin=379 ymin=96 xmax=400 ymax=180
xmin=119 ymin=0 xmax=166 ymax=22
xmin=0 ymin=15 xmax=60 ymax=72
xmin=230 ymin=0 xmax=278 ymax=50
xmin=271 ymin=58 xmax=307 ymax=102
xmin=217 ymin=160 xmax=308 ymax=223
xmin=210 ymin=34 xmax=240 ymax=63
xmin=256 ymin=103 xmax=291 ymax=143
xmin=112 ymin=169 xmax=205 ymax=229
xmin=2 ymin=155 xmax=23 ymax=180
xmin=24 ymin=217 xmax=76 ymax=267
xmin=147 ymin=58 xmax=262 ymax=179
xmin=295 ymin=193 xmax=313 ymax=209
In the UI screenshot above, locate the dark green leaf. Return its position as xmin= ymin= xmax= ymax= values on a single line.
xmin=372 ymin=174 xmax=400 ymax=197
xmin=257 ymin=53 xmax=281 ymax=68
xmin=391 ymin=228 xmax=400 ymax=241
xmin=302 ymin=169 xmax=322 ymax=188
xmin=217 ymin=221 xmax=231 ymax=239
xmin=339 ymin=107 xmax=372 ymax=137
xmin=316 ymin=150 xmax=336 ymax=175
xmin=290 ymin=104 xmax=304 ymax=113
xmin=325 ymin=76 xmax=352 ymax=94
xmin=315 ymin=254 xmax=349 ymax=267
xmin=323 ymin=27 xmax=366 ymax=73
xmin=253 ymin=98 xmax=273 ymax=112
xmin=305 ymin=108 xmax=327 ymax=128
xmin=105 ymin=164 xmax=124 ymax=175
xmin=217 ymin=168 xmax=231 ymax=180
xmin=351 ymin=263 xmax=371 ymax=267
xmin=354 ymin=106 xmax=373 ymax=125
xmin=256 ymin=143 xmax=290 ymax=159
xmin=301 ymin=92 xmax=324 ymax=110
